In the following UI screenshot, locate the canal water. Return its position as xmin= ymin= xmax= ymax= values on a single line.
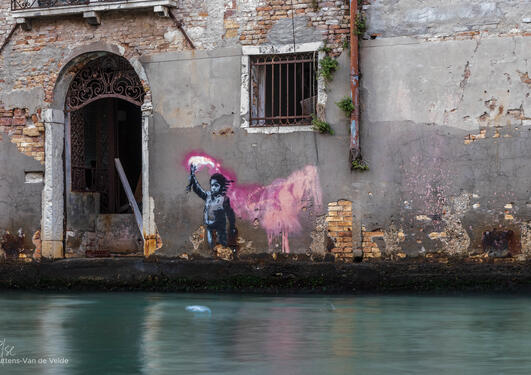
xmin=1 ymin=293 xmax=530 ymax=374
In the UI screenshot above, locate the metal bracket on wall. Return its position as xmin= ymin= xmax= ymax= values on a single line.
xmin=168 ymin=8 xmax=195 ymax=49
xmin=0 ymin=24 xmax=19 ymax=55
xmin=83 ymin=11 xmax=101 ymax=26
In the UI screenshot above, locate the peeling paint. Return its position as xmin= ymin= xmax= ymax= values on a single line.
xmin=382 ymin=225 xmax=406 ymax=256
xmin=190 ymin=225 xmax=206 ymax=251
xmin=0 ymin=229 xmax=24 ymax=258
xmin=32 ymin=230 xmax=41 ymax=260
xmin=309 ymin=215 xmax=328 ymax=255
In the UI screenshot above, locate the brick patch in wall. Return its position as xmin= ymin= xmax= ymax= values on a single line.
xmin=0 ymin=107 xmax=44 ymax=163
xmin=362 ymin=230 xmax=383 ymax=259
xmin=325 ymin=200 xmax=353 ymax=262
xmin=237 ymin=0 xmax=351 ymax=56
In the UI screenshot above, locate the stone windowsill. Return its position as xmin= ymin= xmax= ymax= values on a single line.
xmin=11 ymin=0 xmax=176 ymax=19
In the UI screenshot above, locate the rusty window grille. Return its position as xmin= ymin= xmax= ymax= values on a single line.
xmin=249 ymin=52 xmax=317 ymax=127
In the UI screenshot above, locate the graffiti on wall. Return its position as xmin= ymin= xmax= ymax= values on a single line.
xmin=187 ymin=163 xmax=237 ymax=249
xmin=184 ymin=152 xmax=322 ymax=253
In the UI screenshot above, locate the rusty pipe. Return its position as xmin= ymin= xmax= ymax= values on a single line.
xmin=349 ymin=0 xmax=361 ymax=162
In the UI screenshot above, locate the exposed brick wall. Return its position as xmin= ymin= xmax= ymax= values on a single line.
xmin=0 ymin=107 xmax=44 ymax=163
xmin=0 ymin=10 xmax=190 ymax=106
xmin=239 ymin=0 xmax=350 ymax=55
xmin=326 ymin=200 xmax=353 ymax=261
xmin=1 ymin=1 xmax=351 ymax=109
xmin=177 ymin=0 xmax=350 ymax=55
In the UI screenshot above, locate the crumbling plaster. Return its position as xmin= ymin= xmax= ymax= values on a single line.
xmin=365 ymin=0 xmax=531 ymax=39
xmin=362 ymin=36 xmax=530 ymax=131
xmin=357 ymin=30 xmax=531 ymax=258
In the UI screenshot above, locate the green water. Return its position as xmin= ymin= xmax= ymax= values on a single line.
xmin=1 ymin=293 xmax=531 ymax=374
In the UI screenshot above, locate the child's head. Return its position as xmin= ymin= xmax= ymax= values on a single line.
xmin=210 ymin=173 xmax=231 ymax=195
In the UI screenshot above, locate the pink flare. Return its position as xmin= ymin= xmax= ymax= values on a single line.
xmin=187 ymin=156 xmax=217 ymax=172
xmin=183 ymin=151 xmax=237 ymax=181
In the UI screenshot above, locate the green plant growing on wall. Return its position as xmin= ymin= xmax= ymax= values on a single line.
xmin=336 ymin=96 xmax=355 ymax=117
xmin=351 ymin=157 xmax=369 ymax=171
xmin=312 ymin=115 xmax=334 ymax=135
xmin=319 ymin=45 xmax=332 ymax=54
xmin=319 ymin=56 xmax=339 ymax=81
xmin=312 ymin=0 xmax=319 ymax=11
xmin=342 ymin=38 xmax=350 ymax=49
xmin=354 ymin=14 xmax=367 ymax=36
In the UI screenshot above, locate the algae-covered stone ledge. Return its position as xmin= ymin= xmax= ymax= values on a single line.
xmin=2 ymin=258 xmax=531 ymax=294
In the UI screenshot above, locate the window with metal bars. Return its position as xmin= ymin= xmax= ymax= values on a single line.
xmin=249 ymin=52 xmax=317 ymax=127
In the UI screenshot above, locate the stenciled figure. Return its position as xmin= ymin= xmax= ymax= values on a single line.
xmin=187 ymin=164 xmax=237 ymax=248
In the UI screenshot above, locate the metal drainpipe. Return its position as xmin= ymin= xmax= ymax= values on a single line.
xmin=349 ymin=0 xmax=361 ymax=162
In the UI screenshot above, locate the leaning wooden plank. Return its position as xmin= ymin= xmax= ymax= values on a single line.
xmin=115 ymin=158 xmax=143 ymax=235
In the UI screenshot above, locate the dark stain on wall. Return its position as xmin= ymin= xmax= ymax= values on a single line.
xmin=1 ymin=231 xmax=24 ymax=258
xmin=482 ymin=229 xmax=521 ymax=257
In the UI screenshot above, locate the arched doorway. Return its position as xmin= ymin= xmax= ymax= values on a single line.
xmin=70 ymin=99 xmax=142 ymax=213
xmin=65 ymin=54 xmax=145 ymax=257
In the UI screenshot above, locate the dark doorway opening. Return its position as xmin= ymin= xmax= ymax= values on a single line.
xmin=70 ymin=98 xmax=142 ymax=214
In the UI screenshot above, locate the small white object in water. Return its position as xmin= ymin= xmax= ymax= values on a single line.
xmin=328 ymin=303 xmax=336 ymax=311
xmin=185 ymin=305 xmax=212 ymax=314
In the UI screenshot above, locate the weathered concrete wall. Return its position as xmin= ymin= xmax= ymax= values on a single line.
xmin=365 ymin=0 xmax=531 ymax=39
xmin=146 ymin=48 xmax=352 ymax=256
xmin=357 ymin=9 xmax=531 ymax=259
xmin=0 ymin=135 xmax=43 ymax=253
xmin=145 ymin=0 xmax=531 ymax=259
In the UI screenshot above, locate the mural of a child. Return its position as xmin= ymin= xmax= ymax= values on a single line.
xmin=187 ymin=164 xmax=237 ymax=249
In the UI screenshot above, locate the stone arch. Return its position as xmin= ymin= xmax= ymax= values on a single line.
xmin=41 ymin=45 xmax=155 ymax=259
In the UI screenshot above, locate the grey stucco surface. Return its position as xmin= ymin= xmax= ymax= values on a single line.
xmin=0 ymin=88 xmax=44 ymax=114
xmin=141 ymin=48 xmax=243 ymax=130
xmin=266 ymin=16 xmax=324 ymax=45
xmin=0 ymin=137 xmax=43 ymax=248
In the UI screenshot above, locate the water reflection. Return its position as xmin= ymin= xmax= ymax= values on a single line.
xmin=1 ymin=293 xmax=531 ymax=374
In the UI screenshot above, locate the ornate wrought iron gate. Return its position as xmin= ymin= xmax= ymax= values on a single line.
xmin=70 ymin=101 xmax=117 ymax=212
